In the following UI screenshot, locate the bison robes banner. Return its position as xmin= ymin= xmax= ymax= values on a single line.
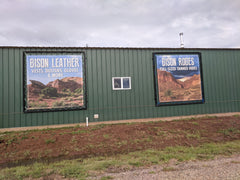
xmin=153 ymin=53 xmax=204 ymax=106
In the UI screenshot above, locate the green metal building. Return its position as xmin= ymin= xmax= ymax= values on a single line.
xmin=0 ymin=46 xmax=240 ymax=128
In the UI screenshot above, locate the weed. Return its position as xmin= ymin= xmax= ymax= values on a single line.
xmin=23 ymin=150 xmax=31 ymax=157
xmin=191 ymin=122 xmax=199 ymax=126
xmin=88 ymin=144 xmax=95 ymax=149
xmin=44 ymin=150 xmax=53 ymax=156
xmin=45 ymin=139 xmax=56 ymax=144
xmin=74 ymin=124 xmax=80 ymax=128
xmin=91 ymin=124 xmax=108 ymax=130
xmin=100 ymin=176 xmax=114 ymax=180
xmin=103 ymin=134 xmax=111 ymax=139
xmin=185 ymin=131 xmax=201 ymax=139
xmin=228 ymin=127 xmax=240 ymax=134
xmin=133 ymin=137 xmax=152 ymax=144
xmin=149 ymin=171 xmax=156 ymax=174
xmin=21 ymin=136 xmax=29 ymax=140
xmin=157 ymin=131 xmax=167 ymax=136
xmin=6 ymin=136 xmax=18 ymax=145
xmin=115 ymin=140 xmax=128 ymax=147
xmin=74 ymin=147 xmax=81 ymax=152
xmin=219 ymin=129 xmax=230 ymax=136
xmin=162 ymin=166 xmax=177 ymax=171
xmin=71 ymin=136 xmax=77 ymax=143
xmin=0 ymin=136 xmax=5 ymax=144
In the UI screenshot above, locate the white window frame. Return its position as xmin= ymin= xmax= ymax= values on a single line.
xmin=112 ymin=77 xmax=131 ymax=90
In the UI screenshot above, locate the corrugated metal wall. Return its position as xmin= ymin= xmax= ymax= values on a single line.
xmin=1 ymin=47 xmax=240 ymax=128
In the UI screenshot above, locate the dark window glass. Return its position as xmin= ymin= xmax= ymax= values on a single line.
xmin=123 ymin=78 xmax=130 ymax=88
xmin=114 ymin=78 xmax=121 ymax=88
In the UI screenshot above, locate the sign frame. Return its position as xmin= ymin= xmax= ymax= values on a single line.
xmin=152 ymin=52 xmax=204 ymax=106
xmin=23 ymin=51 xmax=87 ymax=113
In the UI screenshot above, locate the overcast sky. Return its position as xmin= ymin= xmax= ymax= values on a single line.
xmin=0 ymin=0 xmax=240 ymax=48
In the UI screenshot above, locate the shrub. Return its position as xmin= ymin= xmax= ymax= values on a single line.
xmin=164 ymin=90 xmax=172 ymax=97
xmin=38 ymin=102 xmax=48 ymax=107
xmin=74 ymin=88 xmax=83 ymax=94
xmin=28 ymin=102 xmax=37 ymax=108
xmin=38 ymin=94 xmax=45 ymax=100
xmin=29 ymin=101 xmax=48 ymax=108
xmin=62 ymin=88 xmax=67 ymax=92
xmin=69 ymin=103 xmax=79 ymax=107
xmin=41 ymin=87 xmax=58 ymax=97
xmin=52 ymin=101 xmax=65 ymax=108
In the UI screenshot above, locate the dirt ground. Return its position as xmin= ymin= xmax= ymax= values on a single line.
xmin=0 ymin=114 xmax=240 ymax=168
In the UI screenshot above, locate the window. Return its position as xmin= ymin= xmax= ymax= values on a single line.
xmin=112 ymin=77 xmax=131 ymax=90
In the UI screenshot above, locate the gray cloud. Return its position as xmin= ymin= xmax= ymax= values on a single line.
xmin=0 ymin=0 xmax=239 ymax=48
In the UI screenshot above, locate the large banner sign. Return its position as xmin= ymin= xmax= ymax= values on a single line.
xmin=153 ymin=53 xmax=204 ymax=106
xmin=24 ymin=52 xmax=86 ymax=112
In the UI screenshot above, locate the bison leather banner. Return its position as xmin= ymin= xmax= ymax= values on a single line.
xmin=24 ymin=52 xmax=86 ymax=112
xmin=153 ymin=53 xmax=204 ymax=106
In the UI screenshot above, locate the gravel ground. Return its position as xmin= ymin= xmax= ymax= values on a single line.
xmin=95 ymin=154 xmax=240 ymax=180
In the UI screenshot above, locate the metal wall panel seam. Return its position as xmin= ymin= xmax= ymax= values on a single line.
xmin=106 ymin=49 xmax=113 ymax=121
xmin=0 ymin=49 xmax=3 ymax=126
xmin=3 ymin=49 xmax=9 ymax=128
xmin=9 ymin=48 xmax=15 ymax=127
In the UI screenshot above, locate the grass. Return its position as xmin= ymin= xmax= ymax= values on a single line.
xmin=184 ymin=130 xmax=201 ymax=140
xmin=1 ymin=140 xmax=240 ymax=180
xmin=172 ymin=115 xmax=218 ymax=122
xmin=71 ymin=130 xmax=89 ymax=134
xmin=218 ymin=127 xmax=240 ymax=136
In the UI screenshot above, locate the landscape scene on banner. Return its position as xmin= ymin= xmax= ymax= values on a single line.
xmin=26 ymin=55 xmax=84 ymax=110
xmin=157 ymin=55 xmax=203 ymax=103
xmin=27 ymin=77 xmax=84 ymax=109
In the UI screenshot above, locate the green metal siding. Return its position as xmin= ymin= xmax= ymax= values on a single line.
xmin=0 ymin=47 xmax=240 ymax=128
